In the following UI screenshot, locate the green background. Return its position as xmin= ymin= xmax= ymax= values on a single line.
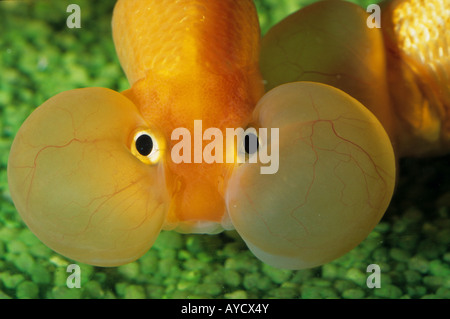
xmin=0 ymin=0 xmax=449 ymax=299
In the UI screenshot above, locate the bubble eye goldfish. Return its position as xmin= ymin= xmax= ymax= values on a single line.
xmin=7 ymin=0 xmax=448 ymax=269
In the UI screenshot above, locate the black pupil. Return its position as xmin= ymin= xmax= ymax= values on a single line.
xmin=244 ymin=133 xmax=259 ymax=154
xmin=136 ymin=134 xmax=153 ymax=156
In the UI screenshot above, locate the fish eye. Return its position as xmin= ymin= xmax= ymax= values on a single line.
xmin=244 ymin=131 xmax=259 ymax=154
xmin=136 ymin=133 xmax=153 ymax=156
xmin=131 ymin=130 xmax=162 ymax=165
xmin=237 ymin=127 xmax=260 ymax=163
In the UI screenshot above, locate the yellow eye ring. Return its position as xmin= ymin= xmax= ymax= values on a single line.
xmin=131 ymin=129 xmax=164 ymax=165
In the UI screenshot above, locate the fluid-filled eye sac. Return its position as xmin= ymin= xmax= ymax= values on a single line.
xmin=7 ymin=87 xmax=169 ymax=266
xmin=226 ymin=82 xmax=396 ymax=270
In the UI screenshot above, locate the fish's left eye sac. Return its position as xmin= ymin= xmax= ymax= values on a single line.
xmin=131 ymin=130 xmax=162 ymax=165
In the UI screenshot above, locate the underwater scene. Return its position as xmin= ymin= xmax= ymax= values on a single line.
xmin=0 ymin=0 xmax=449 ymax=300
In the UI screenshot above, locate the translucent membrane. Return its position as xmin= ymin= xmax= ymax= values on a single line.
xmin=226 ymin=82 xmax=396 ymax=269
xmin=8 ymin=88 xmax=169 ymax=266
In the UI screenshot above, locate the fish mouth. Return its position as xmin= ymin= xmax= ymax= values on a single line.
xmin=163 ymin=214 xmax=234 ymax=235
